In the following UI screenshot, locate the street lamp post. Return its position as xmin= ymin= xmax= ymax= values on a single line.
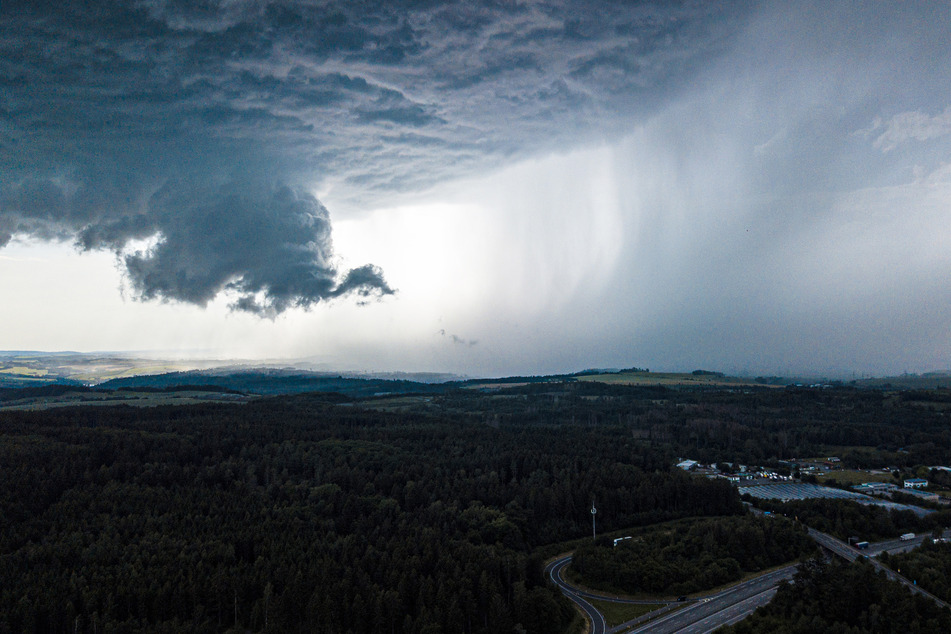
xmin=591 ymin=503 xmax=597 ymax=540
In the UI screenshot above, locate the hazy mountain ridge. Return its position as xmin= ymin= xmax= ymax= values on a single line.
xmin=3 ymin=351 xmax=951 ymax=394
xmin=0 ymin=352 xmax=464 ymax=390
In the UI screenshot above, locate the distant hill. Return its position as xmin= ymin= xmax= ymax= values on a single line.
xmin=0 ymin=373 xmax=83 ymax=389
xmin=573 ymin=370 xmax=777 ymax=389
xmin=5 ymin=350 xmax=951 ymax=395
xmin=850 ymin=373 xmax=951 ymax=390
xmin=0 ymin=383 xmax=253 ymax=411
xmin=98 ymin=369 xmax=451 ymax=398
xmin=0 ymin=351 xmax=465 ymax=391
xmin=0 ymin=384 xmax=96 ymax=401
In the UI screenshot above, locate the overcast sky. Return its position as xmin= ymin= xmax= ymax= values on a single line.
xmin=2 ymin=1 xmax=951 ymax=377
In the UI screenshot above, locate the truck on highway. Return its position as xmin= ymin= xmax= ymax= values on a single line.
xmin=901 ymin=533 xmax=916 ymax=541
xmin=854 ymin=541 xmax=870 ymax=550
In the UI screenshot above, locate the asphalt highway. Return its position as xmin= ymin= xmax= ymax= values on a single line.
xmin=670 ymin=586 xmax=778 ymax=634
xmin=547 ymin=556 xmax=677 ymax=605
xmin=809 ymin=528 xmax=951 ymax=610
xmin=546 ymin=554 xmax=797 ymax=634
xmin=866 ymin=529 xmax=951 ymax=557
xmin=548 ymin=527 xmax=950 ymax=633
xmin=626 ymin=565 xmax=796 ymax=634
xmin=546 ymin=556 xmax=608 ymax=634
xmin=807 ymin=528 xmax=859 ymax=561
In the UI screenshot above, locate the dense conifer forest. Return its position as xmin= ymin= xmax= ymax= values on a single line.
xmin=880 ymin=541 xmax=951 ymax=604
xmin=3 ymin=381 xmax=951 ymax=632
xmin=719 ymin=558 xmax=951 ymax=633
xmin=0 ymin=391 xmax=739 ymax=633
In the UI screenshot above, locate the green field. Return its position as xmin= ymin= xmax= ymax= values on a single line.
xmin=0 ymin=366 xmax=49 ymax=376
xmin=67 ymin=364 xmax=191 ymax=382
xmin=0 ymin=389 xmax=251 ymax=411
xmin=816 ymin=469 xmax=896 ymax=486
xmin=575 ymin=371 xmax=769 ymax=388
xmin=586 ymin=599 xmax=665 ymax=628
xmin=1 ymin=352 xmax=224 ymax=385
xmin=356 ymin=395 xmax=435 ymax=411
xmin=853 ymin=374 xmax=951 ymax=390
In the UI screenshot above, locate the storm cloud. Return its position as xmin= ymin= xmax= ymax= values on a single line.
xmin=4 ymin=1 xmax=951 ymax=376
xmin=0 ymin=0 xmax=745 ymax=312
xmin=1 ymin=171 xmax=393 ymax=314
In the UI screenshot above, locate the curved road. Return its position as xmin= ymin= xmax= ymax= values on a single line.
xmin=547 ymin=555 xmax=608 ymax=634
xmin=551 ymin=528 xmax=951 ymax=633
xmin=546 ymin=555 xmax=797 ymax=634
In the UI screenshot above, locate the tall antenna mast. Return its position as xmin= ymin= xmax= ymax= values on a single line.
xmin=591 ymin=502 xmax=597 ymax=540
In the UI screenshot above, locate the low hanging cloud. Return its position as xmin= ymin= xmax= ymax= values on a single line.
xmin=0 ymin=1 xmax=746 ymax=314
xmin=2 ymin=174 xmax=392 ymax=314
xmin=122 ymin=182 xmax=393 ymax=315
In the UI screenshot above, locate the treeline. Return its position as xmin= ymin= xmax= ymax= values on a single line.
xmin=426 ymin=383 xmax=951 ymax=468
xmin=749 ymin=498 xmax=951 ymax=541
xmin=0 ymin=384 xmax=244 ymax=403
xmin=0 ymin=383 xmax=95 ymax=401
xmin=27 ymin=377 xmax=951 ymax=471
xmin=570 ymin=515 xmax=814 ymax=596
xmin=719 ymin=558 xmax=951 ymax=633
xmin=880 ymin=541 xmax=951 ymax=603
xmin=99 ymin=371 xmax=449 ymax=397
xmin=0 ymin=394 xmax=742 ymax=633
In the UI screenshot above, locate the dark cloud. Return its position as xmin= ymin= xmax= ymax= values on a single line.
xmin=0 ymin=1 xmax=747 ymax=312
xmin=2 ymin=173 xmax=392 ymax=315
xmin=439 ymin=329 xmax=477 ymax=347
xmin=123 ymin=182 xmax=393 ymax=315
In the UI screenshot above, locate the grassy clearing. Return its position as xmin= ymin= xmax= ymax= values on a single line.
xmin=0 ymin=366 xmax=48 ymax=376
xmin=575 ymin=371 xmax=768 ymax=388
xmin=816 ymin=469 xmax=897 ymax=486
xmin=0 ymin=390 xmax=249 ymax=411
xmin=463 ymin=381 xmax=533 ymax=390
xmin=69 ymin=364 xmax=188 ymax=382
xmin=358 ymin=396 xmax=434 ymax=411
xmin=0 ymin=376 xmax=49 ymax=385
xmin=586 ymin=599 xmax=664 ymax=627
